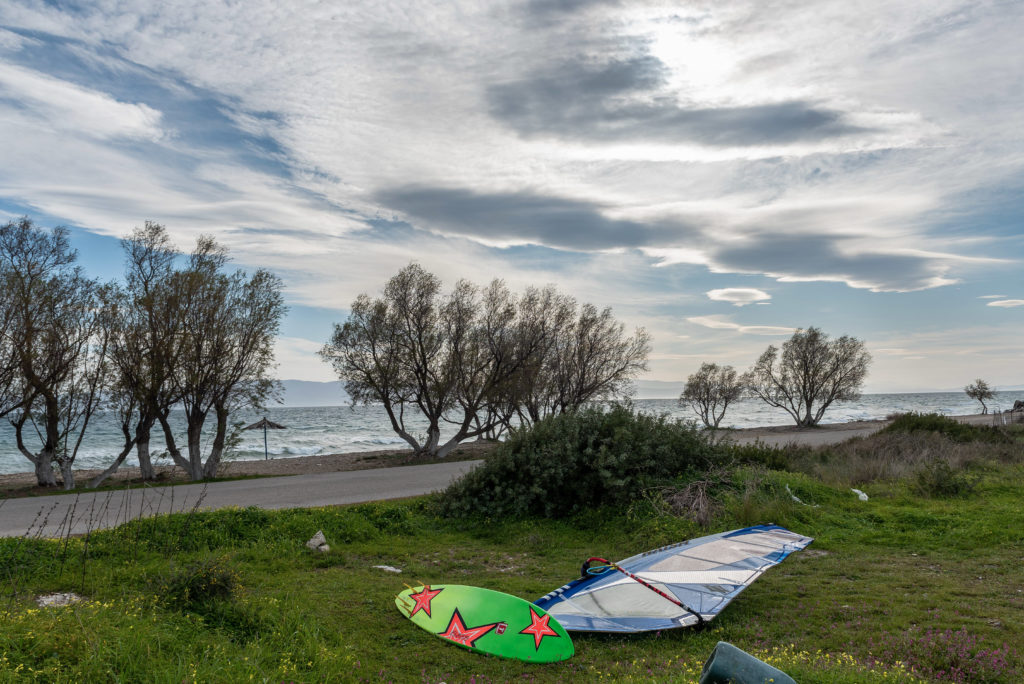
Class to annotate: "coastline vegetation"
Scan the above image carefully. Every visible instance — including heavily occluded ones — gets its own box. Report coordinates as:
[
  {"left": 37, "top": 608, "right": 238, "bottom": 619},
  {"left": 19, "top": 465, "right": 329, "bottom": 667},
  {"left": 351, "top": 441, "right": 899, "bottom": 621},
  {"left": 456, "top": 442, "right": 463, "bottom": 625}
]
[
  {"left": 0, "top": 219, "right": 285, "bottom": 488},
  {"left": 2, "top": 410, "right": 1021, "bottom": 682}
]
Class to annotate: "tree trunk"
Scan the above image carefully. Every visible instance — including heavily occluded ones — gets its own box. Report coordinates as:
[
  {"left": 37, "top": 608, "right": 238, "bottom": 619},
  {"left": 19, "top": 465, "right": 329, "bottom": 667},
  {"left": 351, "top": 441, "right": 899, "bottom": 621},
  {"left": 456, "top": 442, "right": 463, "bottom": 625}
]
[
  {"left": 186, "top": 421, "right": 204, "bottom": 481},
  {"left": 59, "top": 459, "right": 75, "bottom": 491},
  {"left": 33, "top": 454, "right": 57, "bottom": 488},
  {"left": 202, "top": 405, "right": 229, "bottom": 480},
  {"left": 419, "top": 424, "right": 441, "bottom": 458},
  {"left": 13, "top": 415, "right": 58, "bottom": 487},
  {"left": 89, "top": 441, "right": 135, "bottom": 488},
  {"left": 136, "top": 417, "right": 156, "bottom": 480},
  {"left": 158, "top": 411, "right": 193, "bottom": 476}
]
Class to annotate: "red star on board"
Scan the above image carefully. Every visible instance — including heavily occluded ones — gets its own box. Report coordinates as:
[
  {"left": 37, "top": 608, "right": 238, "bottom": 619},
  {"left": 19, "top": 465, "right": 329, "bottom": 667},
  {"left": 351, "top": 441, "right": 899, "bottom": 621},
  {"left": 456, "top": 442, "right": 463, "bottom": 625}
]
[
  {"left": 408, "top": 585, "right": 444, "bottom": 618},
  {"left": 437, "top": 609, "right": 498, "bottom": 648},
  {"left": 519, "top": 607, "right": 559, "bottom": 650}
]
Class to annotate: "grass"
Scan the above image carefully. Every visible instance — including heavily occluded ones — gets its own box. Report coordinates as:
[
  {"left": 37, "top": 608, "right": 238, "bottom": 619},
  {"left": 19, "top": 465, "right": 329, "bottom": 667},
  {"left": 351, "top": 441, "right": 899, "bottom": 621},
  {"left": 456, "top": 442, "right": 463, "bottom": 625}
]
[{"left": 1, "top": 421, "right": 1022, "bottom": 682}]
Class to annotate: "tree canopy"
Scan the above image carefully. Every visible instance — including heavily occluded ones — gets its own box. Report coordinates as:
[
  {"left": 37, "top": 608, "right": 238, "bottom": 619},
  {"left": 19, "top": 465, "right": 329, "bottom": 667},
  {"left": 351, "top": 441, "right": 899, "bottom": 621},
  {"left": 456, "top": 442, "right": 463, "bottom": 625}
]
[
  {"left": 746, "top": 327, "right": 870, "bottom": 427},
  {"left": 321, "top": 263, "right": 650, "bottom": 458}
]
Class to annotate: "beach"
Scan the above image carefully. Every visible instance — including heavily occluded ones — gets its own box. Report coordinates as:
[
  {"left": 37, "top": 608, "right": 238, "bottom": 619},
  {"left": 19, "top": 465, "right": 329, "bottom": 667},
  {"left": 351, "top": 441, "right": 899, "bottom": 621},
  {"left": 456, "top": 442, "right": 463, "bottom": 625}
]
[{"left": 1, "top": 413, "right": 1005, "bottom": 496}]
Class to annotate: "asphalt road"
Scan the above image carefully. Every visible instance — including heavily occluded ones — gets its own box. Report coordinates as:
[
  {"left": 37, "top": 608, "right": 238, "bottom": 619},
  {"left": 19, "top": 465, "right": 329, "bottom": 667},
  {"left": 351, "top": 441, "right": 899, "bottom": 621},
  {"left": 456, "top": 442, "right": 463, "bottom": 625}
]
[{"left": 0, "top": 459, "right": 481, "bottom": 538}]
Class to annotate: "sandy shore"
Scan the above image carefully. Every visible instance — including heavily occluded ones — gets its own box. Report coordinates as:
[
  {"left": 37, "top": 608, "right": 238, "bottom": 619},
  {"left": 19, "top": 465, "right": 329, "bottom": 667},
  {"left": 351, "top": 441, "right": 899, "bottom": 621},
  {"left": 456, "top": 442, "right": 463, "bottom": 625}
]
[{"left": 0, "top": 413, "right": 1008, "bottom": 494}]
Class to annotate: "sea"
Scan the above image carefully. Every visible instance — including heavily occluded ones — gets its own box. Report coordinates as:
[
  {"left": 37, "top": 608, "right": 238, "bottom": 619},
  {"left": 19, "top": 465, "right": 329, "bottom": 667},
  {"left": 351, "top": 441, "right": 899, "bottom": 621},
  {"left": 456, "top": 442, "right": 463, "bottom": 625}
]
[{"left": 0, "top": 391, "right": 1019, "bottom": 475}]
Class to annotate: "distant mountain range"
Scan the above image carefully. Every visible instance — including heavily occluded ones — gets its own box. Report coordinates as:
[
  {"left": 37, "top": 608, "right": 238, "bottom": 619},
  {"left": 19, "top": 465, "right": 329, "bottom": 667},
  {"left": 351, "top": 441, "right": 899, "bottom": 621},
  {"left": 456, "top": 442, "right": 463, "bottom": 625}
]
[{"left": 276, "top": 379, "right": 1023, "bottom": 407}]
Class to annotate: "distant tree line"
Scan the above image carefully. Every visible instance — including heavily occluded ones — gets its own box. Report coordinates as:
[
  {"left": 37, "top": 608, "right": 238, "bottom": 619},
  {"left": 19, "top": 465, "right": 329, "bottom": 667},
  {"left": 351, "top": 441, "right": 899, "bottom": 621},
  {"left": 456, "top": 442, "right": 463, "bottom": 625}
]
[
  {"left": 320, "top": 263, "right": 651, "bottom": 458},
  {"left": 0, "top": 218, "right": 285, "bottom": 488},
  {"left": 680, "top": 327, "right": 872, "bottom": 428}
]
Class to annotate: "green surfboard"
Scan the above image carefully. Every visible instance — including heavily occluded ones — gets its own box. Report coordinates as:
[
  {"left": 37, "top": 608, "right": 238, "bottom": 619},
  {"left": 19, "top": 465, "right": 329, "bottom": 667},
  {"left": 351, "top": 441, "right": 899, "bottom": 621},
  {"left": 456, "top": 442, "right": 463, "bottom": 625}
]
[{"left": 395, "top": 584, "right": 574, "bottom": 662}]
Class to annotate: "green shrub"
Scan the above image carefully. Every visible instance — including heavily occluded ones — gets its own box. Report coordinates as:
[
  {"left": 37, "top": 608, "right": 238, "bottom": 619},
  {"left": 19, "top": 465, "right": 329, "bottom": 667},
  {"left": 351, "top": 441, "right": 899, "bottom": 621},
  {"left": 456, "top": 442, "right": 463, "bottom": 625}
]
[
  {"left": 154, "top": 555, "right": 239, "bottom": 610},
  {"left": 716, "top": 441, "right": 799, "bottom": 470},
  {"left": 438, "top": 404, "right": 715, "bottom": 519},
  {"left": 915, "top": 458, "right": 979, "bottom": 498},
  {"left": 883, "top": 413, "right": 1010, "bottom": 444}
]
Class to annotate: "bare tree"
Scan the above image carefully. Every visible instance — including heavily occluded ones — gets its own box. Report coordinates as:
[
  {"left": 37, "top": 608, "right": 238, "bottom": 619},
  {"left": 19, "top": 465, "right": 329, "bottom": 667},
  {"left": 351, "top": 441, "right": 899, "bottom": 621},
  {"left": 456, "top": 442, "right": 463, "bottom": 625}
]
[
  {"left": 158, "top": 237, "right": 285, "bottom": 480},
  {"left": 321, "top": 265, "right": 533, "bottom": 458},
  {"left": 964, "top": 379, "right": 995, "bottom": 414},
  {"left": 517, "top": 299, "right": 650, "bottom": 426},
  {"left": 747, "top": 327, "right": 870, "bottom": 427},
  {"left": 0, "top": 218, "right": 109, "bottom": 488},
  {"left": 321, "top": 264, "right": 650, "bottom": 457},
  {"left": 97, "top": 222, "right": 185, "bottom": 484},
  {"left": 680, "top": 362, "right": 745, "bottom": 429}
]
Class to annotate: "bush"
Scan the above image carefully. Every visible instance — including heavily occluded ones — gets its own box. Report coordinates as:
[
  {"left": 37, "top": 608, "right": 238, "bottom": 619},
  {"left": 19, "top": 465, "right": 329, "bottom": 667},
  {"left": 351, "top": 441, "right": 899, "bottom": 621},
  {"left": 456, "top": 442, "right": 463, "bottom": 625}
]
[
  {"left": 882, "top": 413, "right": 1010, "bottom": 444},
  {"left": 438, "top": 404, "right": 715, "bottom": 519},
  {"left": 154, "top": 555, "right": 239, "bottom": 610},
  {"left": 915, "top": 458, "right": 979, "bottom": 498}
]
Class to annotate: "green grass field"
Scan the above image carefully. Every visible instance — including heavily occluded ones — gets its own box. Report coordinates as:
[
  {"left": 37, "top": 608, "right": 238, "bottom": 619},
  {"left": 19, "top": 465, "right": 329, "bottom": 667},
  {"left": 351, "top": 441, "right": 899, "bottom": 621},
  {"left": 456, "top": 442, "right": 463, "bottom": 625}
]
[{"left": 1, "top": 420, "right": 1022, "bottom": 682}]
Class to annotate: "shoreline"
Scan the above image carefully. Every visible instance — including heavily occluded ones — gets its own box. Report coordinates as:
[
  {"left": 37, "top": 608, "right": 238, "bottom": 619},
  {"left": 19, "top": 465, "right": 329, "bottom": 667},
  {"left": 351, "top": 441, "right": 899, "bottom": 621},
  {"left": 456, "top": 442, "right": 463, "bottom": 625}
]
[{"left": 0, "top": 413, "right": 1007, "bottom": 495}]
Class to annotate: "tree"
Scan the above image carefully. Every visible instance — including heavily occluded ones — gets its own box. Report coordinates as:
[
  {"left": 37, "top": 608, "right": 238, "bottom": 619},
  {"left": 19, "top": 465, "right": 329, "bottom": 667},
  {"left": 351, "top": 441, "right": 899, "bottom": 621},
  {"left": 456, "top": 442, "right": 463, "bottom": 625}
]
[
  {"left": 508, "top": 290, "right": 650, "bottom": 429},
  {"left": 95, "top": 222, "right": 185, "bottom": 485},
  {"left": 680, "top": 362, "right": 745, "bottom": 429},
  {"left": 157, "top": 236, "right": 285, "bottom": 480},
  {"left": 321, "top": 264, "right": 534, "bottom": 459},
  {"left": 0, "top": 218, "right": 109, "bottom": 488},
  {"left": 964, "top": 379, "right": 995, "bottom": 414},
  {"left": 747, "top": 326, "right": 870, "bottom": 427},
  {"left": 321, "top": 264, "right": 649, "bottom": 458}
]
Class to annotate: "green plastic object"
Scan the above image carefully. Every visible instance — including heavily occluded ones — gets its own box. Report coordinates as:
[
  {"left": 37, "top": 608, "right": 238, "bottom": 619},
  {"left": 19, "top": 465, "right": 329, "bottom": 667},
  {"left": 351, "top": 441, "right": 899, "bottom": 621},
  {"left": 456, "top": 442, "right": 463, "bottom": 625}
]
[
  {"left": 395, "top": 584, "right": 573, "bottom": 662},
  {"left": 699, "top": 641, "right": 797, "bottom": 684}
]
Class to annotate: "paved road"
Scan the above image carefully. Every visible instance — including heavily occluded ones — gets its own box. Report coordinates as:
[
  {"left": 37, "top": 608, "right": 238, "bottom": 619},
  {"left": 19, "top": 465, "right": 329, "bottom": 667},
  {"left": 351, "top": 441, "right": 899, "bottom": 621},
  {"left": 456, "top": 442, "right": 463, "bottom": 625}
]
[{"left": 0, "top": 459, "right": 481, "bottom": 538}]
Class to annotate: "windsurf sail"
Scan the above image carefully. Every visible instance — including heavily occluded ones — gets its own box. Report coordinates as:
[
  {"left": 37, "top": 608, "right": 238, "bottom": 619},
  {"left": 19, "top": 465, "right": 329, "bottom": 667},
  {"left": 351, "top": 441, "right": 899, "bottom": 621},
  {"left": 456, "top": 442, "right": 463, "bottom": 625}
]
[{"left": 533, "top": 524, "right": 813, "bottom": 633}]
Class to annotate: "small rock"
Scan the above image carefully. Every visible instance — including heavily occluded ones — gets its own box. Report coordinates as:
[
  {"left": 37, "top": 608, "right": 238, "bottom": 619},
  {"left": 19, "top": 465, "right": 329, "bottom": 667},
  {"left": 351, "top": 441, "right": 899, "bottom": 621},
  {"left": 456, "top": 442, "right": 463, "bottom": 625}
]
[
  {"left": 372, "top": 565, "right": 402, "bottom": 573},
  {"left": 36, "top": 592, "right": 83, "bottom": 608},
  {"left": 306, "top": 530, "right": 329, "bottom": 552}
]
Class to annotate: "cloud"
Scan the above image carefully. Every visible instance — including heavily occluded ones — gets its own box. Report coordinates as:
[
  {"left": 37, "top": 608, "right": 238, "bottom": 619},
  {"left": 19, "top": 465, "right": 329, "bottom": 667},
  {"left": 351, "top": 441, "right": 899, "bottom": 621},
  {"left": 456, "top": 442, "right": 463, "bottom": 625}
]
[
  {"left": 706, "top": 287, "right": 770, "bottom": 306},
  {"left": 686, "top": 315, "right": 793, "bottom": 336},
  {"left": 706, "top": 233, "right": 959, "bottom": 292},
  {"left": 987, "top": 299, "right": 1024, "bottom": 308},
  {"left": 0, "top": 63, "right": 164, "bottom": 141},
  {"left": 979, "top": 294, "right": 1006, "bottom": 299},
  {"left": 487, "top": 55, "right": 865, "bottom": 147},
  {"left": 375, "top": 185, "right": 696, "bottom": 251}
]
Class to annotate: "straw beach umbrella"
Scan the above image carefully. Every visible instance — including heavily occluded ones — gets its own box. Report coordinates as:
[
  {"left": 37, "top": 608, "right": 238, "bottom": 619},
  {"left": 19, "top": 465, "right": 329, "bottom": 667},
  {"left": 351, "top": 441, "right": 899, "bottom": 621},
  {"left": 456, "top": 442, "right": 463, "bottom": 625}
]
[{"left": 243, "top": 417, "right": 287, "bottom": 460}]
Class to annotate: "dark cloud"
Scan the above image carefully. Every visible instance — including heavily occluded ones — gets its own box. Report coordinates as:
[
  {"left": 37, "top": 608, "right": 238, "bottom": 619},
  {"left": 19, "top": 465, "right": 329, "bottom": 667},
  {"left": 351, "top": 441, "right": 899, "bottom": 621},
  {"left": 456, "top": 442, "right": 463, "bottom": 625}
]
[
  {"left": 522, "top": 0, "right": 624, "bottom": 19},
  {"left": 488, "top": 56, "right": 866, "bottom": 146},
  {"left": 375, "top": 186, "right": 694, "bottom": 251},
  {"left": 711, "top": 233, "right": 947, "bottom": 291}
]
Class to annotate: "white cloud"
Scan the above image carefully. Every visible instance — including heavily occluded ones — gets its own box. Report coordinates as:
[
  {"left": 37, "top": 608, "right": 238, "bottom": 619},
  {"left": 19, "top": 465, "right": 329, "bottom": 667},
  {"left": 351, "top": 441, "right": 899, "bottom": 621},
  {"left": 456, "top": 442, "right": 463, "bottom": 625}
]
[
  {"left": 686, "top": 315, "right": 794, "bottom": 336},
  {"left": 987, "top": 299, "right": 1024, "bottom": 308},
  {"left": 706, "top": 287, "right": 771, "bottom": 306},
  {"left": 273, "top": 336, "right": 331, "bottom": 382},
  {"left": 0, "top": 63, "right": 164, "bottom": 141},
  {"left": 0, "top": 0, "right": 1022, "bottom": 388},
  {"left": 979, "top": 294, "right": 1006, "bottom": 299}
]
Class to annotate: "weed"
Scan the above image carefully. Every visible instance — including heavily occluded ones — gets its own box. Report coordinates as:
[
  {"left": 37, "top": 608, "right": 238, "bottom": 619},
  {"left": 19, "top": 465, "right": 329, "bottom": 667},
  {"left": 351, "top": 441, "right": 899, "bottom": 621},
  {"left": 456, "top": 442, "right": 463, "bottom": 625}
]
[{"left": 153, "top": 555, "right": 239, "bottom": 609}]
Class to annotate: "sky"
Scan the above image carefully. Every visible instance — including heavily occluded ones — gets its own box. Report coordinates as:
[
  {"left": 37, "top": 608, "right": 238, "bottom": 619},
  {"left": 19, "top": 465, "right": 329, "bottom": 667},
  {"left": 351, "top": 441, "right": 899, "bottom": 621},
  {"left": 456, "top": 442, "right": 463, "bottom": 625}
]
[{"left": 0, "top": 0, "right": 1021, "bottom": 394}]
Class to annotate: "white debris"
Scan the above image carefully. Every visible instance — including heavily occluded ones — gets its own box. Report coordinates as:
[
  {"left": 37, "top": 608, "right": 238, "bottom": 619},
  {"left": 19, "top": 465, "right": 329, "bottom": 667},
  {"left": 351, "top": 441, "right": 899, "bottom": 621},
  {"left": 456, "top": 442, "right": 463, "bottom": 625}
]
[
  {"left": 306, "top": 530, "right": 330, "bottom": 553},
  {"left": 785, "top": 484, "right": 804, "bottom": 504},
  {"left": 36, "top": 592, "right": 83, "bottom": 608},
  {"left": 372, "top": 565, "right": 402, "bottom": 573},
  {"left": 851, "top": 488, "right": 869, "bottom": 501}
]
